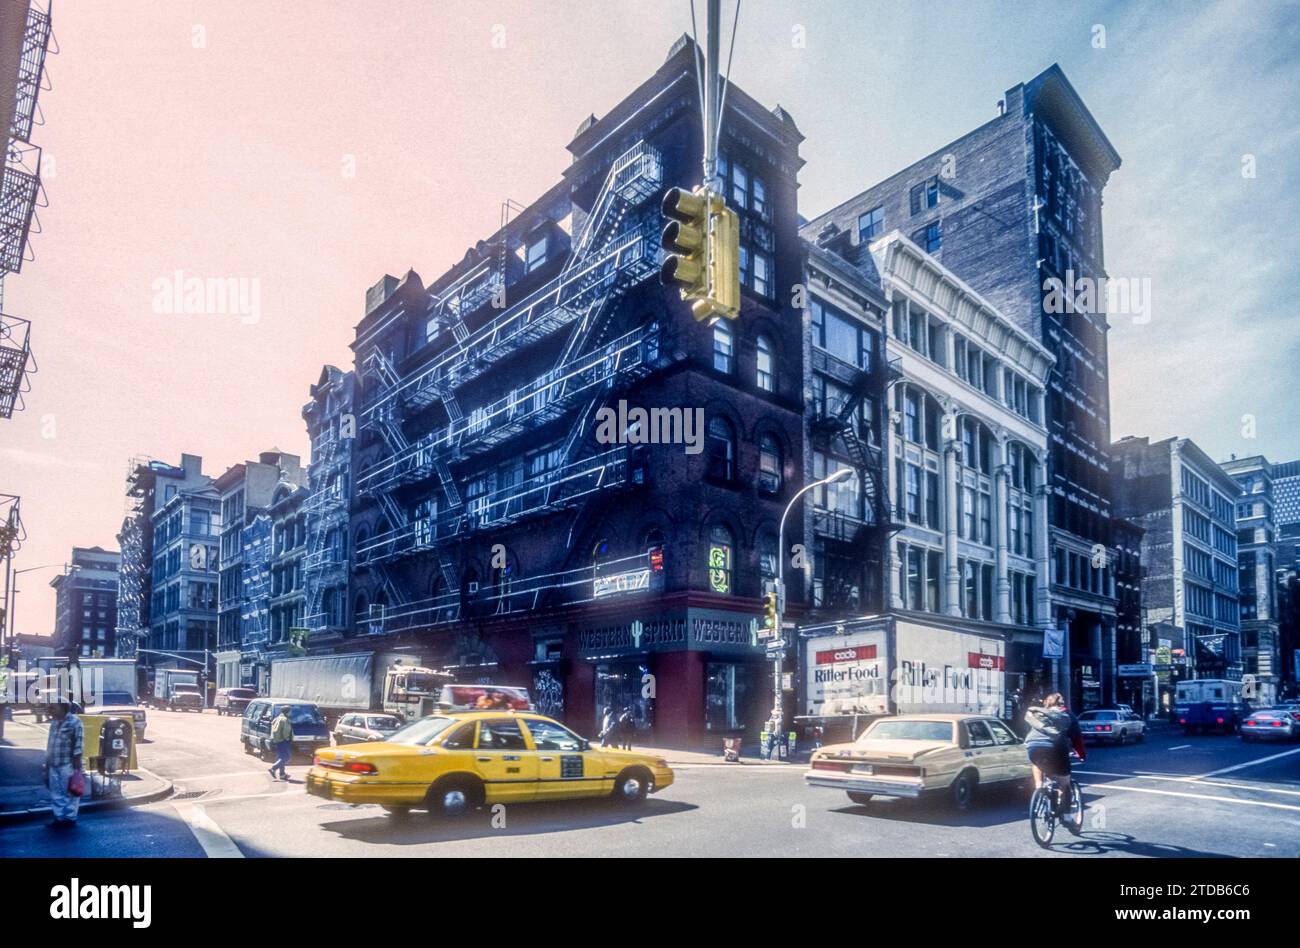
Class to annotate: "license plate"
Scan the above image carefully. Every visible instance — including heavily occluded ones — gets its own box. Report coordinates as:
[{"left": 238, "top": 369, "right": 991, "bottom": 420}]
[{"left": 852, "top": 764, "right": 875, "bottom": 775}]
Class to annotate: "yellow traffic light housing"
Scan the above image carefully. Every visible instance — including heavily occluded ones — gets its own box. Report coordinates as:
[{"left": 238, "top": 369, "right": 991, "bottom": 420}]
[
  {"left": 661, "top": 186, "right": 741, "bottom": 324},
  {"left": 762, "top": 591, "right": 778, "bottom": 630}
]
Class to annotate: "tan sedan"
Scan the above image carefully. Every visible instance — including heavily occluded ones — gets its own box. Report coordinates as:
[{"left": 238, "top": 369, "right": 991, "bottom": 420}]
[{"left": 805, "top": 713, "right": 1031, "bottom": 810}]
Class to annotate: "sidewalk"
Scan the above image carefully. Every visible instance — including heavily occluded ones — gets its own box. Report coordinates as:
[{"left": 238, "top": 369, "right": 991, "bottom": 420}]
[
  {"left": 0, "top": 715, "right": 172, "bottom": 824},
  {"left": 630, "top": 741, "right": 812, "bottom": 767}
]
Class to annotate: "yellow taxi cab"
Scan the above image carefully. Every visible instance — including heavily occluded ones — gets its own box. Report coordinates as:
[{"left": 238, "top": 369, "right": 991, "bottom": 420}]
[
  {"left": 805, "top": 713, "right": 1031, "bottom": 810},
  {"left": 306, "top": 710, "right": 674, "bottom": 818}
]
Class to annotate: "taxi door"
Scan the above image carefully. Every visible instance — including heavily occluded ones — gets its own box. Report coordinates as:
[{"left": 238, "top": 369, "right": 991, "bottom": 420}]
[
  {"left": 521, "top": 717, "right": 608, "bottom": 800},
  {"left": 471, "top": 718, "right": 538, "bottom": 804},
  {"left": 986, "top": 718, "right": 1030, "bottom": 783}
]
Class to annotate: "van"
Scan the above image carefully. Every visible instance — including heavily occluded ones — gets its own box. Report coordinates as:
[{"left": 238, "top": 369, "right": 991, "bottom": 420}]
[{"left": 240, "top": 698, "right": 330, "bottom": 759}]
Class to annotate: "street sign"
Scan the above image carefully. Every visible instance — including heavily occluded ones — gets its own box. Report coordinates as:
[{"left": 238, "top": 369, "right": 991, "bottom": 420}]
[
  {"left": 765, "top": 640, "right": 786, "bottom": 659},
  {"left": 1118, "top": 663, "right": 1153, "bottom": 677}
]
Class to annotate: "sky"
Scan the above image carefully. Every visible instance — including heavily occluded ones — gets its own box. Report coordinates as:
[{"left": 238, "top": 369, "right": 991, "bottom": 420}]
[{"left": 3, "top": 0, "right": 1298, "bottom": 634}]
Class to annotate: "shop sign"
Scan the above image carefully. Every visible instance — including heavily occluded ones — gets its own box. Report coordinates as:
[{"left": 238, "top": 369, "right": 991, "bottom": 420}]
[
  {"left": 1043, "top": 625, "right": 1066, "bottom": 659},
  {"left": 1118, "top": 663, "right": 1153, "bottom": 677},
  {"left": 593, "top": 568, "right": 650, "bottom": 598}
]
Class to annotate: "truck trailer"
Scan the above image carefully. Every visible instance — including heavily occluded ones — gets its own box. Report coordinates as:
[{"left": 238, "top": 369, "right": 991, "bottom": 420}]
[{"left": 267, "top": 652, "right": 451, "bottom": 726}]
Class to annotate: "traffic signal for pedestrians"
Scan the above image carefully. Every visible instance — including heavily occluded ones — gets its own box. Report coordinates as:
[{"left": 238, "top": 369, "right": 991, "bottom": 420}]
[
  {"left": 762, "top": 591, "right": 778, "bottom": 630},
  {"left": 660, "top": 186, "right": 740, "bottom": 324}
]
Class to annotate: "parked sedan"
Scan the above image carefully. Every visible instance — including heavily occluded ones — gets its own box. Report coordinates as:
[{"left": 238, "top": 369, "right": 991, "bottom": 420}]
[
  {"left": 1241, "top": 709, "right": 1299, "bottom": 742},
  {"left": 333, "top": 712, "right": 402, "bottom": 745},
  {"left": 805, "top": 713, "right": 1030, "bottom": 810},
  {"left": 1077, "top": 709, "right": 1145, "bottom": 744}
]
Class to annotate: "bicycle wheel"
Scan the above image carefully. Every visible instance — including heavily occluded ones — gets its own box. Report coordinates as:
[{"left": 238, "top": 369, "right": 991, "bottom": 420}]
[
  {"left": 1029, "top": 788, "right": 1056, "bottom": 847},
  {"left": 1064, "top": 782, "right": 1084, "bottom": 836}
]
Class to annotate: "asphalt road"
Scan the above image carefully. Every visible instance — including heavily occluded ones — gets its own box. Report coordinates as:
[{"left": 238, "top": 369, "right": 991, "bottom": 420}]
[{"left": 5, "top": 709, "right": 1299, "bottom": 858}]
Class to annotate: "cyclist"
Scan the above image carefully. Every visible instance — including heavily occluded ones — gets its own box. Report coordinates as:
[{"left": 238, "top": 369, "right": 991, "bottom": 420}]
[{"left": 1023, "top": 692, "right": 1086, "bottom": 815}]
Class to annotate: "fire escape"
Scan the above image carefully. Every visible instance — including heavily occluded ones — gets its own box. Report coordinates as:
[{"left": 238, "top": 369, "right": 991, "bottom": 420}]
[
  {"left": 352, "top": 141, "right": 664, "bottom": 635},
  {"left": 301, "top": 423, "right": 350, "bottom": 636},
  {"left": 809, "top": 343, "right": 904, "bottom": 609},
  {"left": 0, "top": 0, "right": 53, "bottom": 418}
]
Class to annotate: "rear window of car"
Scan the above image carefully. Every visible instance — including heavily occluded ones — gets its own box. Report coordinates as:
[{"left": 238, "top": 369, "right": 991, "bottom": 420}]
[
  {"left": 1080, "top": 711, "right": 1116, "bottom": 721},
  {"left": 367, "top": 716, "right": 399, "bottom": 730},
  {"left": 861, "top": 720, "right": 954, "bottom": 743},
  {"left": 228, "top": 689, "right": 255, "bottom": 699}
]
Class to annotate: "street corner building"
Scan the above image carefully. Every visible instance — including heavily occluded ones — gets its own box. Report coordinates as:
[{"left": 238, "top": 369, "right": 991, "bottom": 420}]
[{"left": 335, "top": 36, "right": 806, "bottom": 745}]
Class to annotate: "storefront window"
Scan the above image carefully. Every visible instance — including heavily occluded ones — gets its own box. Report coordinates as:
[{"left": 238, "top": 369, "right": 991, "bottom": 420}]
[
  {"left": 594, "top": 663, "right": 653, "bottom": 736},
  {"left": 706, "top": 662, "right": 752, "bottom": 732}
]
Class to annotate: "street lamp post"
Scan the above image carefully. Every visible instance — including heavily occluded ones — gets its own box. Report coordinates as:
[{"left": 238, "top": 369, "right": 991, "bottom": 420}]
[
  {"left": 769, "top": 467, "right": 855, "bottom": 745},
  {"left": 6, "top": 562, "right": 76, "bottom": 652}
]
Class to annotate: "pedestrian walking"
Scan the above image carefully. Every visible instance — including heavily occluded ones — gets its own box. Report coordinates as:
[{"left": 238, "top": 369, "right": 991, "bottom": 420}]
[
  {"left": 268, "top": 706, "right": 294, "bottom": 780},
  {"left": 44, "top": 699, "right": 85, "bottom": 830},
  {"left": 617, "top": 705, "right": 634, "bottom": 751},
  {"left": 599, "top": 705, "right": 616, "bottom": 748}
]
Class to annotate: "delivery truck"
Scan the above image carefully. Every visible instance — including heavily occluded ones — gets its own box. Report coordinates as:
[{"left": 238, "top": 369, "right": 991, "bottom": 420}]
[
  {"left": 268, "top": 651, "right": 452, "bottom": 726},
  {"left": 152, "top": 668, "right": 203, "bottom": 711},
  {"left": 795, "top": 615, "right": 1008, "bottom": 745},
  {"left": 77, "top": 658, "right": 139, "bottom": 709}
]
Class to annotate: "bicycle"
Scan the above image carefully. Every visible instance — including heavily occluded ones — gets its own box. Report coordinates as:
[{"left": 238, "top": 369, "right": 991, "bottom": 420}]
[{"left": 1029, "top": 773, "right": 1083, "bottom": 847}]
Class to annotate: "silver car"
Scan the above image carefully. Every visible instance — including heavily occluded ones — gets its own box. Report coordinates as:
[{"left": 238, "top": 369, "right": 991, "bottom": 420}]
[
  {"left": 1077, "top": 709, "right": 1145, "bottom": 744},
  {"left": 332, "top": 712, "right": 402, "bottom": 745},
  {"left": 1241, "top": 709, "right": 1299, "bottom": 742}
]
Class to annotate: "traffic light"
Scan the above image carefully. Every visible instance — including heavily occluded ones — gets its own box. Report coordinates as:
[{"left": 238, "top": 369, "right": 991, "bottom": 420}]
[
  {"left": 762, "top": 591, "right": 778, "bottom": 630},
  {"left": 660, "top": 186, "right": 740, "bottom": 324}
]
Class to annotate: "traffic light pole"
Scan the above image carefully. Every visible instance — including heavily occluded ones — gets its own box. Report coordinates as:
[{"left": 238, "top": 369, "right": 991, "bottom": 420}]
[{"left": 701, "top": 0, "right": 722, "bottom": 192}]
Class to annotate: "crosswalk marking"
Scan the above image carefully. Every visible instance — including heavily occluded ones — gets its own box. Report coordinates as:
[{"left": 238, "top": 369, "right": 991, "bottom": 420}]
[
  {"left": 1077, "top": 769, "right": 1300, "bottom": 798},
  {"left": 1084, "top": 781, "right": 1300, "bottom": 814},
  {"left": 173, "top": 801, "right": 244, "bottom": 858}
]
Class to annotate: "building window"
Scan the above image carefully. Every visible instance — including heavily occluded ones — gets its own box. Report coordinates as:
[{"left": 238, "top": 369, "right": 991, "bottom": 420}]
[
  {"left": 708, "top": 525, "right": 733, "bottom": 594},
  {"left": 759, "top": 434, "right": 782, "bottom": 493},
  {"left": 913, "top": 220, "right": 942, "bottom": 253},
  {"left": 706, "top": 418, "right": 735, "bottom": 481},
  {"left": 752, "top": 251, "right": 771, "bottom": 297},
  {"left": 858, "top": 205, "right": 884, "bottom": 242},
  {"left": 525, "top": 235, "right": 548, "bottom": 273},
  {"left": 751, "top": 177, "right": 766, "bottom": 218},
  {"left": 712, "top": 321, "right": 734, "bottom": 374},
  {"left": 756, "top": 335, "right": 774, "bottom": 392}
]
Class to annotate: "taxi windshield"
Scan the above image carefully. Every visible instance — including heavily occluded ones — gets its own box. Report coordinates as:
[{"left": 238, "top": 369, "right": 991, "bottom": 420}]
[
  {"left": 861, "top": 720, "right": 954, "bottom": 743},
  {"left": 386, "top": 716, "right": 457, "bottom": 745}
]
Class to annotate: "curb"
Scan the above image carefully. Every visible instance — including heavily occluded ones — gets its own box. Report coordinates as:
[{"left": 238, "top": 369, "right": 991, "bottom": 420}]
[{"left": 0, "top": 766, "right": 175, "bottom": 826}]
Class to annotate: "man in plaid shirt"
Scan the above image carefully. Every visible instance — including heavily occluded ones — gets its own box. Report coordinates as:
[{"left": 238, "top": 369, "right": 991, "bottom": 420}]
[{"left": 44, "top": 699, "right": 84, "bottom": 829}]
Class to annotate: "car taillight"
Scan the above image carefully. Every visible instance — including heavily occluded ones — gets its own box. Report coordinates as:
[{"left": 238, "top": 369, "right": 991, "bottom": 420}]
[
  {"left": 1102, "top": 725, "right": 1111, "bottom": 731},
  {"left": 1246, "top": 721, "right": 1257, "bottom": 727},
  {"left": 1179, "top": 718, "right": 1187, "bottom": 724},
  {"left": 811, "top": 759, "right": 851, "bottom": 772},
  {"left": 1216, "top": 718, "right": 1224, "bottom": 724},
  {"left": 345, "top": 762, "right": 378, "bottom": 774},
  {"left": 1272, "top": 721, "right": 1283, "bottom": 727},
  {"left": 312, "top": 755, "right": 321, "bottom": 766}
]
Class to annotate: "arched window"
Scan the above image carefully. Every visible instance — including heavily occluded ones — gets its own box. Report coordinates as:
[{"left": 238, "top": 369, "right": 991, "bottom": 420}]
[
  {"left": 706, "top": 417, "right": 735, "bottom": 481},
  {"left": 759, "top": 433, "right": 782, "bottom": 493},
  {"left": 712, "top": 321, "right": 734, "bottom": 374},
  {"left": 707, "top": 525, "right": 733, "bottom": 594},
  {"left": 756, "top": 335, "right": 774, "bottom": 391}
]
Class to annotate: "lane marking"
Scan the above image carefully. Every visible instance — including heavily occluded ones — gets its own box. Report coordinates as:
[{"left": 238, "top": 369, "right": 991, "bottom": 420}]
[
  {"left": 1195, "top": 746, "right": 1300, "bottom": 778},
  {"left": 1085, "top": 782, "right": 1300, "bottom": 814},
  {"left": 1078, "top": 769, "right": 1300, "bottom": 798},
  {"left": 173, "top": 801, "right": 244, "bottom": 858},
  {"left": 1169, "top": 745, "right": 1191, "bottom": 751}
]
